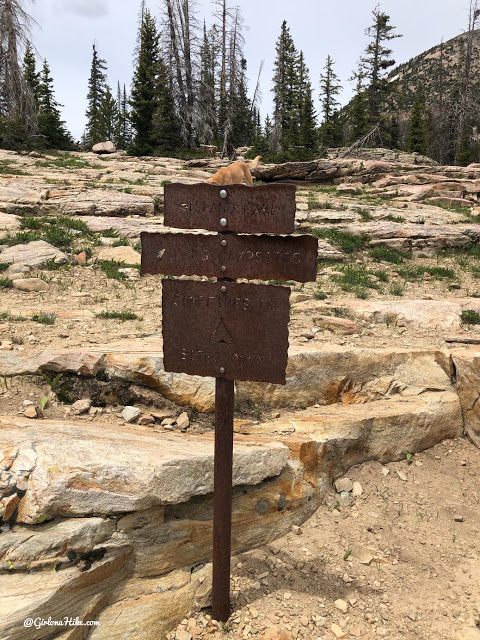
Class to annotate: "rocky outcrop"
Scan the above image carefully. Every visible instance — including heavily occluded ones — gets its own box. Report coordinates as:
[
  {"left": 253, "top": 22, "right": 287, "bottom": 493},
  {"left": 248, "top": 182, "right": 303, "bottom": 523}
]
[
  {"left": 0, "top": 241, "right": 68, "bottom": 268},
  {"left": 451, "top": 349, "right": 480, "bottom": 447},
  {"left": 0, "top": 385, "right": 463, "bottom": 639},
  {"left": 43, "top": 189, "right": 154, "bottom": 217}
]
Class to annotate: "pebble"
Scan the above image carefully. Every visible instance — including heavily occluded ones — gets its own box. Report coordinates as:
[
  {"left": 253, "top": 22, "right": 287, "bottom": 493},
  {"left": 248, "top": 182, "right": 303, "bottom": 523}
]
[
  {"left": 24, "top": 405, "right": 38, "bottom": 419},
  {"left": 381, "top": 467, "right": 390, "bottom": 476},
  {"left": 335, "top": 478, "right": 353, "bottom": 493},
  {"left": 352, "top": 481, "right": 363, "bottom": 497},
  {"left": 330, "top": 623, "right": 346, "bottom": 638},
  {"left": 454, "top": 515, "right": 465, "bottom": 522},
  {"left": 176, "top": 412, "right": 190, "bottom": 430},
  {"left": 334, "top": 599, "right": 349, "bottom": 613},
  {"left": 396, "top": 470, "right": 407, "bottom": 482},
  {"left": 138, "top": 414, "right": 155, "bottom": 425},
  {"left": 70, "top": 398, "right": 92, "bottom": 415},
  {"left": 291, "top": 525, "right": 302, "bottom": 535},
  {"left": 121, "top": 406, "right": 142, "bottom": 423}
]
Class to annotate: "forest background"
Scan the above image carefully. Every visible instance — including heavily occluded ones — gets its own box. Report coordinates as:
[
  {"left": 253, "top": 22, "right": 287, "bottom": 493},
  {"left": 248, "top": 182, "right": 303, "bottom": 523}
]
[{"left": 1, "top": 0, "right": 479, "bottom": 165}]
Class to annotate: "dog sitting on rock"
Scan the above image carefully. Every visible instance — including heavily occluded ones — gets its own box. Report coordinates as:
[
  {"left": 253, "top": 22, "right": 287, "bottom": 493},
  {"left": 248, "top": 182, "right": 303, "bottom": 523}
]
[{"left": 204, "top": 155, "right": 262, "bottom": 186}]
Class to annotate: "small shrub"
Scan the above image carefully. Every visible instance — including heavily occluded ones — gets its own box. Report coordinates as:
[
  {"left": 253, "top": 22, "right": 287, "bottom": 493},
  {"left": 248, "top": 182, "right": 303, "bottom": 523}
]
[
  {"left": 32, "top": 312, "right": 57, "bottom": 325},
  {"left": 313, "top": 228, "right": 367, "bottom": 253},
  {"left": 314, "top": 289, "right": 328, "bottom": 300},
  {"left": 0, "top": 263, "right": 9, "bottom": 272},
  {"left": 112, "top": 238, "right": 130, "bottom": 247},
  {"left": 461, "top": 310, "right": 480, "bottom": 325},
  {"left": 390, "top": 283, "right": 405, "bottom": 296},
  {"left": 373, "top": 269, "right": 389, "bottom": 283},
  {"left": 370, "top": 245, "right": 412, "bottom": 264},
  {"left": 385, "top": 214, "right": 405, "bottom": 223},
  {"left": 97, "top": 310, "right": 141, "bottom": 321},
  {"left": 355, "top": 207, "right": 373, "bottom": 221},
  {"left": 0, "top": 277, "right": 13, "bottom": 289},
  {"left": 98, "top": 261, "right": 127, "bottom": 281}
]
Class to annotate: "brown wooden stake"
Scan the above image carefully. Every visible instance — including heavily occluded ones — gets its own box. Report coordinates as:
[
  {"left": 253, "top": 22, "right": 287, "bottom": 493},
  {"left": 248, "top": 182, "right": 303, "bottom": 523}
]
[{"left": 212, "top": 376, "right": 235, "bottom": 622}]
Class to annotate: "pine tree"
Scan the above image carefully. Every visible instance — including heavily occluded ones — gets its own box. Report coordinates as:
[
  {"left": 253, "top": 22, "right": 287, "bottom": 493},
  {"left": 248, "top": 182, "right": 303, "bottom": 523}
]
[
  {"left": 297, "top": 52, "right": 317, "bottom": 156},
  {"left": 23, "top": 41, "right": 39, "bottom": 109},
  {"left": 114, "top": 82, "right": 131, "bottom": 150},
  {"left": 348, "top": 67, "right": 368, "bottom": 143},
  {"left": 130, "top": 9, "right": 179, "bottom": 156},
  {"left": 129, "top": 9, "right": 161, "bottom": 155},
  {"left": 98, "top": 85, "right": 118, "bottom": 142},
  {"left": 319, "top": 55, "right": 342, "bottom": 147},
  {"left": 406, "top": 89, "right": 428, "bottom": 155},
  {"left": 361, "top": 7, "right": 402, "bottom": 125},
  {"left": 196, "top": 21, "right": 218, "bottom": 145},
  {"left": 85, "top": 43, "right": 107, "bottom": 147},
  {"left": 152, "top": 58, "right": 181, "bottom": 154},
  {"left": 271, "top": 20, "right": 298, "bottom": 153},
  {"left": 37, "top": 59, "right": 72, "bottom": 149}
]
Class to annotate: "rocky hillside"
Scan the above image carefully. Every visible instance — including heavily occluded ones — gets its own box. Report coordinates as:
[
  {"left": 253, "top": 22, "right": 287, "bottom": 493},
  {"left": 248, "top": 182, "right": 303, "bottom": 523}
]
[{"left": 390, "top": 29, "right": 480, "bottom": 110}]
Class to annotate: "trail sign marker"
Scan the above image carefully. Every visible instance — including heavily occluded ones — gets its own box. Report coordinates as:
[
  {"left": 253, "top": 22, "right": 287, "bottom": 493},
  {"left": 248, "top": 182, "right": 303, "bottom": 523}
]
[{"left": 141, "top": 181, "right": 318, "bottom": 622}]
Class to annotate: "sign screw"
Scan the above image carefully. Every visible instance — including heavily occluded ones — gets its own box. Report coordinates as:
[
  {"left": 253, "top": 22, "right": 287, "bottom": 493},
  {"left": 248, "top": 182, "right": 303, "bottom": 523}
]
[
  {"left": 220, "top": 286, "right": 227, "bottom": 293},
  {"left": 219, "top": 189, "right": 227, "bottom": 199},
  {"left": 221, "top": 239, "right": 227, "bottom": 247},
  {"left": 219, "top": 367, "right": 225, "bottom": 374},
  {"left": 220, "top": 218, "right": 228, "bottom": 227},
  {"left": 221, "top": 265, "right": 227, "bottom": 272}
]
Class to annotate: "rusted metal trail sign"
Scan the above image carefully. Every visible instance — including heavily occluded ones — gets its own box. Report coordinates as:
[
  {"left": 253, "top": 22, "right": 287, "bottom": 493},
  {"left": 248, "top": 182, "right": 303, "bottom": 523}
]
[{"left": 141, "top": 182, "right": 318, "bottom": 622}]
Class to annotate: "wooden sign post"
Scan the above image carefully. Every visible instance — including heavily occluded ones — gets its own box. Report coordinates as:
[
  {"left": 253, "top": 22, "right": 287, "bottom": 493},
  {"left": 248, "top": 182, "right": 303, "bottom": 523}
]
[{"left": 141, "top": 182, "right": 318, "bottom": 622}]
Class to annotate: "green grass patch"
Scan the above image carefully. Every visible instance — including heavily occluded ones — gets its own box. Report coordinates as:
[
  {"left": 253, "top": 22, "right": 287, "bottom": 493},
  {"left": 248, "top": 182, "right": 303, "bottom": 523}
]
[
  {"left": 397, "top": 265, "right": 456, "bottom": 281},
  {"left": 373, "top": 269, "right": 389, "bottom": 283},
  {"left": 333, "top": 265, "right": 381, "bottom": 298},
  {"left": 0, "top": 277, "right": 13, "bottom": 289},
  {"left": 0, "top": 311, "right": 27, "bottom": 322},
  {"left": 461, "top": 310, "right": 480, "bottom": 325},
  {"left": 385, "top": 214, "right": 406, "bottom": 223},
  {"left": 0, "top": 160, "right": 30, "bottom": 176},
  {"left": 112, "top": 238, "right": 130, "bottom": 247},
  {"left": 430, "top": 202, "right": 473, "bottom": 215},
  {"left": 369, "top": 245, "right": 412, "bottom": 264},
  {"left": 35, "top": 155, "right": 100, "bottom": 170},
  {"left": 390, "top": 282, "right": 405, "bottom": 296},
  {"left": 4, "top": 215, "right": 94, "bottom": 251},
  {"left": 314, "top": 289, "right": 328, "bottom": 300},
  {"left": 354, "top": 207, "right": 373, "bottom": 221},
  {"left": 312, "top": 228, "right": 367, "bottom": 253},
  {"left": 98, "top": 261, "right": 128, "bottom": 281},
  {"left": 97, "top": 310, "right": 141, "bottom": 321},
  {"left": 0, "top": 263, "right": 9, "bottom": 272},
  {"left": 32, "top": 312, "right": 56, "bottom": 325}
]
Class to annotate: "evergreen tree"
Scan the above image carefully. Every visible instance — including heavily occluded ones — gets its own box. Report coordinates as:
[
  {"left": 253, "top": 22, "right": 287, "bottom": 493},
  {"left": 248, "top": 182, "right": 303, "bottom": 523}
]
[
  {"left": 406, "top": 88, "right": 428, "bottom": 155},
  {"left": 361, "top": 7, "right": 402, "bottom": 125},
  {"left": 297, "top": 52, "right": 317, "bottom": 155},
  {"left": 37, "top": 59, "right": 72, "bottom": 149},
  {"left": 197, "top": 21, "right": 218, "bottom": 145},
  {"left": 348, "top": 67, "right": 368, "bottom": 142},
  {"left": 129, "top": 9, "right": 161, "bottom": 155},
  {"left": 319, "top": 55, "right": 342, "bottom": 147},
  {"left": 23, "top": 41, "right": 40, "bottom": 109},
  {"left": 98, "top": 85, "right": 118, "bottom": 142},
  {"left": 151, "top": 58, "right": 181, "bottom": 154},
  {"left": 130, "top": 9, "right": 179, "bottom": 155},
  {"left": 115, "top": 82, "right": 131, "bottom": 150},
  {"left": 85, "top": 43, "right": 107, "bottom": 147},
  {"left": 271, "top": 20, "right": 298, "bottom": 153}
]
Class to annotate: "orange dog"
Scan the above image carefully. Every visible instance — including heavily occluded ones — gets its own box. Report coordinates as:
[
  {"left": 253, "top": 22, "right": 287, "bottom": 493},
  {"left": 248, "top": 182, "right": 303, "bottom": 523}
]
[{"left": 205, "top": 155, "right": 262, "bottom": 186}]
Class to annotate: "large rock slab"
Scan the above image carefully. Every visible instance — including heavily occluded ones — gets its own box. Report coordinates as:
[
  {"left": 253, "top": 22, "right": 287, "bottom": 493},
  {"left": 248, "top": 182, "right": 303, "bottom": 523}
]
[
  {"left": 330, "top": 221, "right": 480, "bottom": 252},
  {"left": 451, "top": 349, "right": 480, "bottom": 447},
  {"left": 236, "top": 343, "right": 453, "bottom": 409},
  {"left": 0, "top": 240, "right": 68, "bottom": 268},
  {"left": 43, "top": 189, "right": 154, "bottom": 217},
  {"left": 0, "top": 416, "right": 289, "bottom": 523},
  {"left": 300, "top": 298, "right": 480, "bottom": 332}
]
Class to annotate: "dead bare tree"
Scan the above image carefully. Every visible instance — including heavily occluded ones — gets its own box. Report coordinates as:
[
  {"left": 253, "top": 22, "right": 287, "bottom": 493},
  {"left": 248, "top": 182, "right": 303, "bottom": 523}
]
[
  {"left": 0, "top": 0, "right": 38, "bottom": 133},
  {"left": 162, "top": 0, "right": 198, "bottom": 147},
  {"left": 454, "top": 0, "right": 480, "bottom": 163}
]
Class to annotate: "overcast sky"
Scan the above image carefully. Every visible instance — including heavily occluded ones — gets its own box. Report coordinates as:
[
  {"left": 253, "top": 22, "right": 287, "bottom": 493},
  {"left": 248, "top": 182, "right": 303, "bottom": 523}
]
[{"left": 28, "top": 0, "right": 469, "bottom": 140}]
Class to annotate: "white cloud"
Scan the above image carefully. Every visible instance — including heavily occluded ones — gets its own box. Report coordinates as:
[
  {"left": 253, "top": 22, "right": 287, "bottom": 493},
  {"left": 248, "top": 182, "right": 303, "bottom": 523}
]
[{"left": 56, "top": 0, "right": 109, "bottom": 18}]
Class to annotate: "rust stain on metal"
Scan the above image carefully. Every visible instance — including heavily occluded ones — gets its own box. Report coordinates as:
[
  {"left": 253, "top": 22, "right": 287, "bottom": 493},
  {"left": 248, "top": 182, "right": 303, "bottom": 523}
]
[
  {"left": 164, "top": 182, "right": 296, "bottom": 234},
  {"left": 162, "top": 279, "right": 290, "bottom": 384},
  {"left": 141, "top": 231, "right": 318, "bottom": 282}
]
